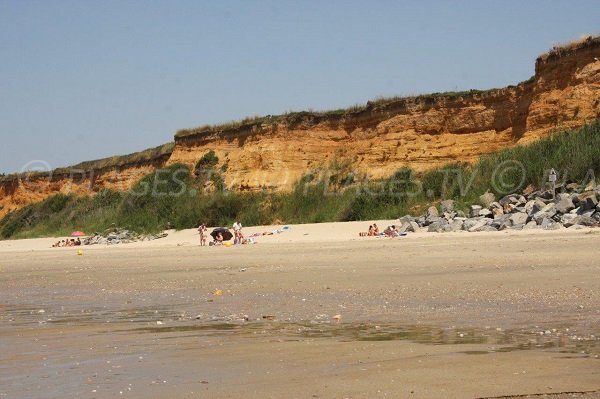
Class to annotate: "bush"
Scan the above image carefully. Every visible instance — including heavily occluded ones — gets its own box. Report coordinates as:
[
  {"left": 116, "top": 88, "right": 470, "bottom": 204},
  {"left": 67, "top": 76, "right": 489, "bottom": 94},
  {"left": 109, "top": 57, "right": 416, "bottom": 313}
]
[{"left": 195, "top": 150, "right": 219, "bottom": 175}]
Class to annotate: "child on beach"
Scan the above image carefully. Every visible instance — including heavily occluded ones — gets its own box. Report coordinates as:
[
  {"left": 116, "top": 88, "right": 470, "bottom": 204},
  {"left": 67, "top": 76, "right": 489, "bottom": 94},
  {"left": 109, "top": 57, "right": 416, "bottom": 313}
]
[{"left": 198, "top": 223, "right": 208, "bottom": 246}]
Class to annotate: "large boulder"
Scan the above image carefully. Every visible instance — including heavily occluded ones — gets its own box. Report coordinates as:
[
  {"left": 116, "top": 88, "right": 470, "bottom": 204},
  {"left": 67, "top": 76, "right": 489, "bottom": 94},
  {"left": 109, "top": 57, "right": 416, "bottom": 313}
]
[
  {"left": 478, "top": 208, "right": 493, "bottom": 218},
  {"left": 492, "top": 214, "right": 513, "bottom": 230},
  {"left": 449, "top": 220, "right": 464, "bottom": 232},
  {"left": 540, "top": 203, "right": 557, "bottom": 218},
  {"left": 440, "top": 200, "right": 455, "bottom": 213},
  {"left": 469, "top": 205, "right": 482, "bottom": 218},
  {"left": 423, "top": 216, "right": 441, "bottom": 227},
  {"left": 571, "top": 216, "right": 598, "bottom": 227},
  {"left": 427, "top": 219, "right": 449, "bottom": 233},
  {"left": 561, "top": 213, "right": 578, "bottom": 227},
  {"left": 467, "top": 219, "right": 491, "bottom": 232},
  {"left": 537, "top": 190, "right": 555, "bottom": 200},
  {"left": 524, "top": 221, "right": 538, "bottom": 230},
  {"left": 499, "top": 194, "right": 519, "bottom": 206},
  {"left": 555, "top": 197, "right": 575, "bottom": 214},
  {"left": 479, "top": 192, "right": 496, "bottom": 208},
  {"left": 576, "top": 191, "right": 598, "bottom": 211},
  {"left": 400, "top": 221, "right": 420, "bottom": 233},
  {"left": 491, "top": 206, "right": 504, "bottom": 218},
  {"left": 426, "top": 206, "right": 439, "bottom": 218},
  {"left": 530, "top": 198, "right": 548, "bottom": 215},
  {"left": 541, "top": 218, "right": 560, "bottom": 230},
  {"left": 510, "top": 212, "right": 529, "bottom": 226}
]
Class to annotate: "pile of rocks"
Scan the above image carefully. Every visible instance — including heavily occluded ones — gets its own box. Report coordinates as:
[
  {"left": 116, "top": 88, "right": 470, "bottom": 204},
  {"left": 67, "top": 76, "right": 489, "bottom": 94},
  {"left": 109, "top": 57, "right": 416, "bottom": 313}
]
[
  {"left": 83, "top": 228, "right": 168, "bottom": 245},
  {"left": 399, "top": 184, "right": 600, "bottom": 233}
]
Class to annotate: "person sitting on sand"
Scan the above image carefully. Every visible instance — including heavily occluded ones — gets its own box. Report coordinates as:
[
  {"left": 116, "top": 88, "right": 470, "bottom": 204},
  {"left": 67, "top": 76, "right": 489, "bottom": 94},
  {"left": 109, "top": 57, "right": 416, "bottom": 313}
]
[
  {"left": 363, "top": 225, "right": 374, "bottom": 237},
  {"left": 215, "top": 232, "right": 224, "bottom": 245},
  {"left": 384, "top": 225, "right": 399, "bottom": 237},
  {"left": 75, "top": 238, "right": 81, "bottom": 246},
  {"left": 372, "top": 223, "right": 379, "bottom": 235},
  {"left": 198, "top": 223, "right": 207, "bottom": 246}
]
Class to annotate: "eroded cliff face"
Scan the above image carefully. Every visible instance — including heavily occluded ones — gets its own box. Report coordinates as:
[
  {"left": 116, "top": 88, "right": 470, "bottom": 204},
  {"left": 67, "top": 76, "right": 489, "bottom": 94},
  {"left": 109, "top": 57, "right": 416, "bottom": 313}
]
[
  {"left": 1, "top": 38, "right": 599, "bottom": 217},
  {"left": 169, "top": 41, "right": 600, "bottom": 191},
  {"left": 0, "top": 163, "right": 162, "bottom": 218}
]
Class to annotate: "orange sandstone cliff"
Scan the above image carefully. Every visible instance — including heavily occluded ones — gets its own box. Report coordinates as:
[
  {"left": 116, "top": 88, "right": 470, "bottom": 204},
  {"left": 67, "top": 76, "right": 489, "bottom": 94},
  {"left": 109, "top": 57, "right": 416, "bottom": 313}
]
[{"left": 1, "top": 37, "right": 599, "bottom": 217}]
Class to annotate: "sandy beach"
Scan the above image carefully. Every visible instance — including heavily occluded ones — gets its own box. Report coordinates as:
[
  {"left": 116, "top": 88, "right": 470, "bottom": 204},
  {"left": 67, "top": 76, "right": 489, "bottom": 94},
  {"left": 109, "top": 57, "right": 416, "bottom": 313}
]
[{"left": 1, "top": 222, "right": 599, "bottom": 398}]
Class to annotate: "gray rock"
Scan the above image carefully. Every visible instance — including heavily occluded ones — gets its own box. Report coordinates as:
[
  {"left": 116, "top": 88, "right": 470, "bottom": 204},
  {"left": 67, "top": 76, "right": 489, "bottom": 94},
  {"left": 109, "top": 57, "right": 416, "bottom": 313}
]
[
  {"left": 538, "top": 190, "right": 554, "bottom": 200},
  {"left": 491, "top": 214, "right": 512, "bottom": 230},
  {"left": 479, "top": 192, "right": 496, "bottom": 207},
  {"left": 400, "top": 221, "right": 420, "bottom": 233},
  {"left": 443, "top": 211, "right": 457, "bottom": 221},
  {"left": 491, "top": 207, "right": 504, "bottom": 218},
  {"left": 555, "top": 197, "right": 575, "bottom": 214},
  {"left": 440, "top": 200, "right": 454, "bottom": 213},
  {"left": 571, "top": 216, "right": 598, "bottom": 227},
  {"left": 510, "top": 212, "right": 529, "bottom": 225},
  {"left": 577, "top": 191, "right": 598, "bottom": 211},
  {"left": 469, "top": 205, "right": 482, "bottom": 218},
  {"left": 565, "top": 182, "right": 580, "bottom": 192},
  {"left": 468, "top": 219, "right": 490, "bottom": 232},
  {"left": 427, "top": 219, "right": 449, "bottom": 232},
  {"left": 541, "top": 218, "right": 559, "bottom": 230},
  {"left": 415, "top": 216, "right": 426, "bottom": 227},
  {"left": 567, "top": 224, "right": 585, "bottom": 230},
  {"left": 578, "top": 209, "right": 596, "bottom": 217},
  {"left": 561, "top": 213, "right": 578, "bottom": 227},
  {"left": 524, "top": 200, "right": 535, "bottom": 214},
  {"left": 531, "top": 198, "right": 548, "bottom": 215},
  {"left": 499, "top": 194, "right": 519, "bottom": 206},
  {"left": 540, "top": 203, "right": 557, "bottom": 217},
  {"left": 524, "top": 221, "right": 538, "bottom": 230},
  {"left": 424, "top": 215, "right": 441, "bottom": 226},
  {"left": 449, "top": 220, "right": 464, "bottom": 232},
  {"left": 426, "top": 206, "right": 439, "bottom": 218},
  {"left": 510, "top": 224, "right": 525, "bottom": 230},
  {"left": 489, "top": 201, "right": 503, "bottom": 209},
  {"left": 463, "top": 218, "right": 482, "bottom": 231},
  {"left": 455, "top": 210, "right": 466, "bottom": 218},
  {"left": 478, "top": 208, "right": 493, "bottom": 218}
]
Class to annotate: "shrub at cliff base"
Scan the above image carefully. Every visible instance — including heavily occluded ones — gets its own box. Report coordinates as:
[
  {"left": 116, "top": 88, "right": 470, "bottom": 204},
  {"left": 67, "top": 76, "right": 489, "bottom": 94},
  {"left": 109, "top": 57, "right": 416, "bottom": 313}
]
[{"left": 1, "top": 120, "right": 599, "bottom": 239}]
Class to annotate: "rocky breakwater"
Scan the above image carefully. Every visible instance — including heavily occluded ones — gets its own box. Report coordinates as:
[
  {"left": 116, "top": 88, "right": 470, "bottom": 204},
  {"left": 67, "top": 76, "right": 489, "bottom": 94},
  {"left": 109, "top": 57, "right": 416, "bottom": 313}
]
[
  {"left": 399, "top": 184, "right": 600, "bottom": 233},
  {"left": 83, "top": 228, "right": 168, "bottom": 246}
]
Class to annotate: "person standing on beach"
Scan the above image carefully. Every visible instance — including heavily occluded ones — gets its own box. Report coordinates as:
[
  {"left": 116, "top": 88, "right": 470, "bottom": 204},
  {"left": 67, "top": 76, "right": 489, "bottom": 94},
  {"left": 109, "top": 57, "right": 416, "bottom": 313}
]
[
  {"left": 198, "top": 223, "right": 208, "bottom": 246},
  {"left": 232, "top": 220, "right": 243, "bottom": 244}
]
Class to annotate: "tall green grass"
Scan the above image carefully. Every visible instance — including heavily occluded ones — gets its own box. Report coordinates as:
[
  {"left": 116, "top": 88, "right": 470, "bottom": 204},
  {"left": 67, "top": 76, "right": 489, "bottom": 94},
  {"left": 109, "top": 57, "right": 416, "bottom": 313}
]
[{"left": 2, "top": 120, "right": 599, "bottom": 239}]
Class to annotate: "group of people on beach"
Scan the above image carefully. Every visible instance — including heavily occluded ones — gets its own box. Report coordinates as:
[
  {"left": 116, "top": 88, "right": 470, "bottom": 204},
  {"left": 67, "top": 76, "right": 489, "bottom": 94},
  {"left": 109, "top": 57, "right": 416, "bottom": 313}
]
[
  {"left": 360, "top": 223, "right": 402, "bottom": 237},
  {"left": 197, "top": 220, "right": 246, "bottom": 246},
  {"left": 52, "top": 238, "right": 81, "bottom": 247}
]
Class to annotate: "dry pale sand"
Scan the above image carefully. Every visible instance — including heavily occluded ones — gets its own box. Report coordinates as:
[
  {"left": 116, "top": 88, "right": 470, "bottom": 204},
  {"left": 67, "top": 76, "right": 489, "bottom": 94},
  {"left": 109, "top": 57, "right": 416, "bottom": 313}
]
[{"left": 0, "top": 221, "right": 599, "bottom": 398}]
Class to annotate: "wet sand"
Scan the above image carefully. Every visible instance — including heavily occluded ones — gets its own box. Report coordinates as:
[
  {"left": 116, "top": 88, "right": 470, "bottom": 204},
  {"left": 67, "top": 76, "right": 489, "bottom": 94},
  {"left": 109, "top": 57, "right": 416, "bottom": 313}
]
[{"left": 1, "top": 227, "right": 599, "bottom": 398}]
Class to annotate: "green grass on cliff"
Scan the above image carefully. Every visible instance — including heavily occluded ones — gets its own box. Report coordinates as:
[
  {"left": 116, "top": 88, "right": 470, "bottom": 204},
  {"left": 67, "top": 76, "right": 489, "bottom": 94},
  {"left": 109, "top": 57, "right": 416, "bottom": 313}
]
[{"left": 2, "top": 120, "right": 600, "bottom": 239}]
